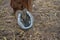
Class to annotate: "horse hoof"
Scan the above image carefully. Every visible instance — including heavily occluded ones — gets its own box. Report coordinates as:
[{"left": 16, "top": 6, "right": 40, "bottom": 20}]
[{"left": 17, "top": 10, "right": 34, "bottom": 30}]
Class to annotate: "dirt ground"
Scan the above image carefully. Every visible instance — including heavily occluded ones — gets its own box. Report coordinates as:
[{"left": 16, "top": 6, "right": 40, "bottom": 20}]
[{"left": 0, "top": 0, "right": 60, "bottom": 40}]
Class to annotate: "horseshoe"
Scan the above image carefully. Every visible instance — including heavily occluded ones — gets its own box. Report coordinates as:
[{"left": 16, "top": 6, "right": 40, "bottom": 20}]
[{"left": 16, "top": 9, "right": 34, "bottom": 29}]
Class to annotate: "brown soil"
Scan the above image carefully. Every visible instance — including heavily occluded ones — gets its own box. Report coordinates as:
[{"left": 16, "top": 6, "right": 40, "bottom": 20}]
[{"left": 0, "top": 0, "right": 60, "bottom": 40}]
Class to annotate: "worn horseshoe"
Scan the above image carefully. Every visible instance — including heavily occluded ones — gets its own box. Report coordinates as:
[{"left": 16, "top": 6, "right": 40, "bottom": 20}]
[{"left": 16, "top": 9, "right": 34, "bottom": 30}]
